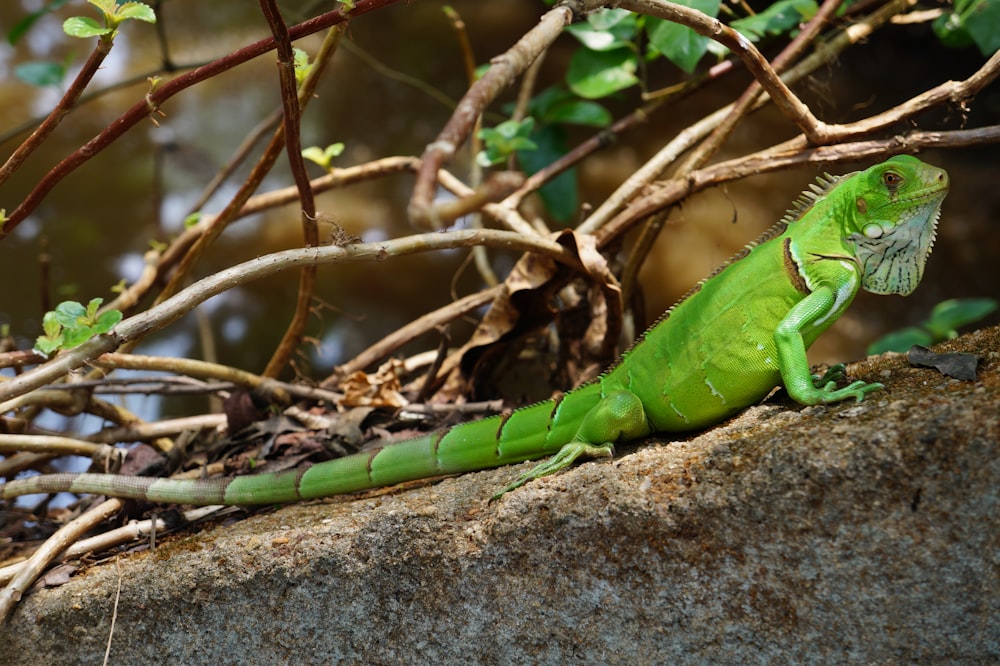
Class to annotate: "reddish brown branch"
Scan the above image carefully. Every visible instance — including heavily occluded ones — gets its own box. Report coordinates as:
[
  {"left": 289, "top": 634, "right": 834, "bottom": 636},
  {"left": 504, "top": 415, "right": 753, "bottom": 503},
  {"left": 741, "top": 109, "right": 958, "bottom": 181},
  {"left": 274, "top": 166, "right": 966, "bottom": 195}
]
[
  {"left": 0, "top": 35, "right": 114, "bottom": 186},
  {"left": 258, "top": 0, "right": 320, "bottom": 378},
  {"left": 0, "top": 0, "right": 402, "bottom": 240}
]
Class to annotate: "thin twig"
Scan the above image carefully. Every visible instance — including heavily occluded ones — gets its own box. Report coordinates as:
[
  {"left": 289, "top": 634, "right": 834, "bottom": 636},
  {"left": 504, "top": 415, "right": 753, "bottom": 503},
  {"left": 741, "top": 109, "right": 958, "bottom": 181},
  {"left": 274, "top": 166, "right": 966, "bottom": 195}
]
[
  {"left": 0, "top": 505, "right": 223, "bottom": 586},
  {"left": 0, "top": 499, "right": 123, "bottom": 624},
  {"left": 408, "top": 5, "right": 575, "bottom": 229},
  {"left": 444, "top": 5, "right": 498, "bottom": 287},
  {"left": 102, "top": 556, "right": 123, "bottom": 666},
  {"left": 332, "top": 285, "right": 503, "bottom": 380},
  {"left": 261, "top": 13, "right": 344, "bottom": 377},
  {"left": 92, "top": 353, "right": 342, "bottom": 404},
  {"left": 0, "top": 435, "right": 119, "bottom": 460},
  {"left": 0, "top": 35, "right": 115, "bottom": 186}
]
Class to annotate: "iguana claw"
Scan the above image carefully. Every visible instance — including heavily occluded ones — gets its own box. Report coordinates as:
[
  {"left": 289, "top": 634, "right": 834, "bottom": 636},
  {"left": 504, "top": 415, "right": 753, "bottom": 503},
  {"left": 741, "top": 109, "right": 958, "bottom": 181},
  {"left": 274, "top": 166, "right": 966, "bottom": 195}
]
[{"left": 492, "top": 442, "right": 615, "bottom": 501}]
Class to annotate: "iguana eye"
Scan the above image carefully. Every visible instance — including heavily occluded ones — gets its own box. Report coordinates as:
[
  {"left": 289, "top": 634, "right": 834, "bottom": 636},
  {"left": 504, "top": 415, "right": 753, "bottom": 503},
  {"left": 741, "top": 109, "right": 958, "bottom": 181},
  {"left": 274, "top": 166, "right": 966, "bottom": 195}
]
[
  {"left": 882, "top": 171, "right": 903, "bottom": 190},
  {"left": 862, "top": 224, "right": 883, "bottom": 238}
]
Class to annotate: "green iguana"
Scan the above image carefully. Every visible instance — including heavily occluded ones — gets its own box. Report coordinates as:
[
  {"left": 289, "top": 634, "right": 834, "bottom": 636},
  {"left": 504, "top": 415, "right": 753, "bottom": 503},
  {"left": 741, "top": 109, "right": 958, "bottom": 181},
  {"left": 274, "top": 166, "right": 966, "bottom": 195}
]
[{"left": 0, "top": 155, "right": 949, "bottom": 505}]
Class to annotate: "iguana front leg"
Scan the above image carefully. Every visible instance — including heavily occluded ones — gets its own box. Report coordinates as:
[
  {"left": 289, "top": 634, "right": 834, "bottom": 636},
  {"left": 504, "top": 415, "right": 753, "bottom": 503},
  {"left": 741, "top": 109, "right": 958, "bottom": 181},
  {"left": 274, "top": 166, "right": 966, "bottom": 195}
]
[
  {"left": 775, "top": 286, "right": 883, "bottom": 405},
  {"left": 494, "top": 389, "right": 651, "bottom": 499}
]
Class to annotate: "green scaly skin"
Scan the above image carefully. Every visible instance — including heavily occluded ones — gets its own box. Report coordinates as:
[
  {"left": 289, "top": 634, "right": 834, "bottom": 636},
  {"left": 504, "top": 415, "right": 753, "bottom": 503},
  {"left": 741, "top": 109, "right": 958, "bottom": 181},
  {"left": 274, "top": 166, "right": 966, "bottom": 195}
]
[{"left": 0, "top": 156, "right": 950, "bottom": 505}]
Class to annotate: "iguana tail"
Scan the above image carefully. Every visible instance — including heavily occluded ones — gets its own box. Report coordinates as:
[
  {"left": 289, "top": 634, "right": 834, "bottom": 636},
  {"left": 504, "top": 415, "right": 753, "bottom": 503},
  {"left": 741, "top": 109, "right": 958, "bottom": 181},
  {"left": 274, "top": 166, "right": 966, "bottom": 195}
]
[{"left": 1, "top": 383, "right": 617, "bottom": 505}]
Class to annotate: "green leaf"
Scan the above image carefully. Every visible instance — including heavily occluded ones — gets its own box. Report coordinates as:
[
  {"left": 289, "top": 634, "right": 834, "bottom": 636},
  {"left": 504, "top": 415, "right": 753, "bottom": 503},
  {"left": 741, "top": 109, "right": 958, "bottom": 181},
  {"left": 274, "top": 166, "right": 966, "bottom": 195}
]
[
  {"left": 567, "top": 46, "right": 638, "bottom": 99},
  {"left": 542, "top": 99, "right": 611, "bottom": 127},
  {"left": 85, "top": 297, "right": 102, "bottom": 321},
  {"left": 53, "top": 301, "right": 87, "bottom": 328},
  {"left": 302, "top": 144, "right": 345, "bottom": 170},
  {"left": 41, "top": 311, "right": 62, "bottom": 338},
  {"left": 323, "top": 143, "right": 345, "bottom": 160},
  {"left": 730, "top": 0, "right": 817, "bottom": 41},
  {"left": 517, "top": 125, "right": 578, "bottom": 223},
  {"left": 63, "top": 326, "right": 96, "bottom": 349},
  {"left": 925, "top": 298, "right": 998, "bottom": 339},
  {"left": 14, "top": 61, "right": 67, "bottom": 87},
  {"left": 584, "top": 7, "right": 634, "bottom": 31},
  {"left": 8, "top": 0, "right": 73, "bottom": 45},
  {"left": 477, "top": 119, "right": 537, "bottom": 166},
  {"left": 565, "top": 9, "right": 637, "bottom": 51},
  {"left": 302, "top": 146, "right": 328, "bottom": 166},
  {"left": 646, "top": 0, "right": 720, "bottom": 74},
  {"left": 115, "top": 2, "right": 156, "bottom": 23},
  {"left": 960, "top": 0, "right": 1000, "bottom": 56},
  {"left": 34, "top": 333, "right": 64, "bottom": 356},
  {"left": 94, "top": 309, "right": 123, "bottom": 334},
  {"left": 87, "top": 0, "right": 118, "bottom": 14},
  {"left": 933, "top": 12, "right": 975, "bottom": 49},
  {"left": 63, "top": 16, "right": 111, "bottom": 38},
  {"left": 293, "top": 47, "right": 312, "bottom": 85},
  {"left": 867, "top": 327, "right": 933, "bottom": 355}
]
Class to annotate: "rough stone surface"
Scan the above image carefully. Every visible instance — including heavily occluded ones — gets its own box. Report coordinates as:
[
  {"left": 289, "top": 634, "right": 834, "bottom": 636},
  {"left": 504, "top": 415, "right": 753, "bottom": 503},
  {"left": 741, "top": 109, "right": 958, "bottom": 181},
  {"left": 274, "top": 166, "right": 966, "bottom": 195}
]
[{"left": 1, "top": 326, "right": 998, "bottom": 664}]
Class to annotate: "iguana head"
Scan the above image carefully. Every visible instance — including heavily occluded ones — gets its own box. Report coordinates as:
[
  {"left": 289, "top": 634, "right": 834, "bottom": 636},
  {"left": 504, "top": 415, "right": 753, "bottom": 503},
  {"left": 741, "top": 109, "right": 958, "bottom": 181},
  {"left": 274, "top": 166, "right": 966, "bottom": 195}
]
[{"left": 845, "top": 155, "right": 949, "bottom": 296}]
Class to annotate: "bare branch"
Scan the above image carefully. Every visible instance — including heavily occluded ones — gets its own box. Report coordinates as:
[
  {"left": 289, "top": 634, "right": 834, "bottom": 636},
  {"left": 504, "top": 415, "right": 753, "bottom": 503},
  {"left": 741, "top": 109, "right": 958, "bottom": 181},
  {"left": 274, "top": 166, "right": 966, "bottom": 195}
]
[{"left": 408, "top": 5, "right": 574, "bottom": 229}]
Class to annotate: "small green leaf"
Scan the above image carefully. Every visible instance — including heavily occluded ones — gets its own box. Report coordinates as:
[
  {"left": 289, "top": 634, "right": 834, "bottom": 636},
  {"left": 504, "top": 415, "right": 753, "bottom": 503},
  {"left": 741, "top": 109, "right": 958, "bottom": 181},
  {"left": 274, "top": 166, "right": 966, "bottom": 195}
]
[
  {"left": 302, "top": 146, "right": 327, "bottom": 165},
  {"left": 63, "top": 326, "right": 95, "bottom": 349},
  {"left": 293, "top": 47, "right": 312, "bottom": 85},
  {"left": 646, "top": 0, "right": 720, "bottom": 74},
  {"left": 8, "top": 0, "right": 73, "bottom": 45},
  {"left": 565, "top": 9, "right": 637, "bottom": 51},
  {"left": 63, "top": 16, "right": 111, "bottom": 38},
  {"left": 87, "top": 0, "right": 117, "bottom": 14},
  {"left": 517, "top": 125, "right": 578, "bottom": 223},
  {"left": 567, "top": 46, "right": 638, "bottom": 99},
  {"left": 477, "top": 119, "right": 537, "bottom": 166},
  {"left": 184, "top": 212, "right": 203, "bottom": 228},
  {"left": 115, "top": 2, "right": 156, "bottom": 23},
  {"left": 302, "top": 143, "right": 344, "bottom": 170},
  {"left": 85, "top": 297, "right": 102, "bottom": 321},
  {"left": 324, "top": 143, "right": 345, "bottom": 161},
  {"left": 925, "top": 298, "right": 998, "bottom": 339},
  {"left": 542, "top": 99, "right": 611, "bottom": 127},
  {"left": 41, "top": 311, "right": 62, "bottom": 338},
  {"left": 729, "top": 0, "right": 817, "bottom": 41},
  {"left": 584, "top": 7, "right": 634, "bottom": 31},
  {"left": 14, "top": 61, "right": 67, "bottom": 87},
  {"left": 34, "top": 334, "right": 64, "bottom": 356},
  {"left": 94, "top": 309, "right": 123, "bottom": 334},
  {"left": 867, "top": 327, "right": 933, "bottom": 355},
  {"left": 53, "top": 301, "right": 87, "bottom": 328}
]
